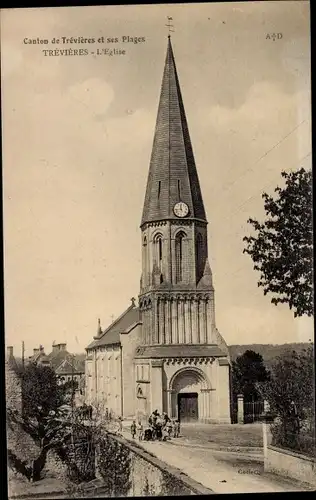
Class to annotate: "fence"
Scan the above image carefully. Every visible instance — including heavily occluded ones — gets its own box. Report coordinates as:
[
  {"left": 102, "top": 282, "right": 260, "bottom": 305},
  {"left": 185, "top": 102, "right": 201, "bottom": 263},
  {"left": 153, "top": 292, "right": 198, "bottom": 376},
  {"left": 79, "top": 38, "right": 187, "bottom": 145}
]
[
  {"left": 244, "top": 401, "right": 264, "bottom": 424},
  {"left": 230, "top": 402, "right": 238, "bottom": 424}
]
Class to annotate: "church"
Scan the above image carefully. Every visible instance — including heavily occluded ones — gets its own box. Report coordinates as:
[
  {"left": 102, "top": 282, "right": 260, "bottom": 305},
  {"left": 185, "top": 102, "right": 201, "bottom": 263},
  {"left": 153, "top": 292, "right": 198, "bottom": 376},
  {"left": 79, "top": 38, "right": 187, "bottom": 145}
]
[{"left": 85, "top": 37, "right": 231, "bottom": 424}]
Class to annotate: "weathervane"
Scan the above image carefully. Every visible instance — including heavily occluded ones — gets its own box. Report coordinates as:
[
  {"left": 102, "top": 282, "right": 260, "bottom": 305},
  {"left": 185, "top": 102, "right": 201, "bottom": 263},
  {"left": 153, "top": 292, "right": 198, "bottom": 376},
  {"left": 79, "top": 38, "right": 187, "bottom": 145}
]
[{"left": 165, "top": 16, "right": 175, "bottom": 37}]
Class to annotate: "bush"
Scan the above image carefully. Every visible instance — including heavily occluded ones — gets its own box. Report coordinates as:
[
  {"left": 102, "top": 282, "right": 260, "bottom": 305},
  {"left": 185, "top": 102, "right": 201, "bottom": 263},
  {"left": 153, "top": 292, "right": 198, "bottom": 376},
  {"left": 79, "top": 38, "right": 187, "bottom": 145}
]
[
  {"left": 97, "top": 434, "right": 131, "bottom": 497},
  {"left": 271, "top": 421, "right": 316, "bottom": 458}
]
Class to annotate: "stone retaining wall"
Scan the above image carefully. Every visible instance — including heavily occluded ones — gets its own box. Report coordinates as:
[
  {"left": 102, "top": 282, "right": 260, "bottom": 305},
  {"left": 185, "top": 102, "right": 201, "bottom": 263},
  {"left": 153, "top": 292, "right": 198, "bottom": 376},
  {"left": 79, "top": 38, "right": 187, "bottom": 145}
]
[
  {"left": 264, "top": 445, "right": 316, "bottom": 487},
  {"left": 10, "top": 432, "right": 214, "bottom": 498},
  {"left": 96, "top": 433, "right": 214, "bottom": 496}
]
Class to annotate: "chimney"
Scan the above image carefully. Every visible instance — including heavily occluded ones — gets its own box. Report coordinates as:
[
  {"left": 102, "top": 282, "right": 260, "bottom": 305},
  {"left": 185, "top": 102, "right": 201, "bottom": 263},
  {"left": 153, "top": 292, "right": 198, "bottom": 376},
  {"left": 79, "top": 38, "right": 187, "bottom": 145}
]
[
  {"left": 7, "top": 346, "right": 13, "bottom": 358},
  {"left": 33, "top": 348, "right": 40, "bottom": 356},
  {"left": 40, "top": 345, "right": 44, "bottom": 352},
  {"left": 60, "top": 343, "right": 67, "bottom": 351}
]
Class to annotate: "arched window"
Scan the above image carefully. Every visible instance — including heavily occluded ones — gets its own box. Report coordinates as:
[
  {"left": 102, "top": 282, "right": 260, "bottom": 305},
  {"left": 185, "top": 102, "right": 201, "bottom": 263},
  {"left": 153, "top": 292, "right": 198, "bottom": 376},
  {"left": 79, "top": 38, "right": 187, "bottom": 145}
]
[
  {"left": 153, "top": 234, "right": 163, "bottom": 272},
  {"left": 143, "top": 236, "right": 148, "bottom": 283},
  {"left": 196, "top": 233, "right": 203, "bottom": 281},
  {"left": 175, "top": 231, "right": 186, "bottom": 283}
]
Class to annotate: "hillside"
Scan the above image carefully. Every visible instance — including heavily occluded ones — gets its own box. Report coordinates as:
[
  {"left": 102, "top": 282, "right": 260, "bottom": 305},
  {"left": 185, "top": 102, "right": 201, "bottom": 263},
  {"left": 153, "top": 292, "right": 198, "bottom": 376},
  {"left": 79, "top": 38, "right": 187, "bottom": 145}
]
[
  {"left": 12, "top": 343, "right": 313, "bottom": 371},
  {"left": 228, "top": 342, "right": 313, "bottom": 368}
]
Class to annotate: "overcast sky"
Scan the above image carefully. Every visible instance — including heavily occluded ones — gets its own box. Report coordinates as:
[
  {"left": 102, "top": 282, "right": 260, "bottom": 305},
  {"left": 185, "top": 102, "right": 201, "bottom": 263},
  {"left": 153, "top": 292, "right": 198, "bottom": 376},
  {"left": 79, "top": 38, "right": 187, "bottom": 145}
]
[{"left": 1, "top": 2, "right": 312, "bottom": 358}]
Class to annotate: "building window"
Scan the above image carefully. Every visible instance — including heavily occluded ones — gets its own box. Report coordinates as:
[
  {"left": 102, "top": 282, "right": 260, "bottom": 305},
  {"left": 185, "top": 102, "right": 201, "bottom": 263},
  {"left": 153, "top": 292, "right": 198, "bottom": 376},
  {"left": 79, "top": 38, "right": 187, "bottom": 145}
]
[
  {"left": 158, "top": 181, "right": 161, "bottom": 199},
  {"left": 175, "top": 231, "right": 186, "bottom": 282}
]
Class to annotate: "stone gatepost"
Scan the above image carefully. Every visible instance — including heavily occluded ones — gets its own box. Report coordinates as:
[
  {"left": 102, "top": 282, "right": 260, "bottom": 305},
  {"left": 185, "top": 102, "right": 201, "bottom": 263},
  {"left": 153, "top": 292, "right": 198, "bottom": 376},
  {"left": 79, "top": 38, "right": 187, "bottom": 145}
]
[{"left": 237, "top": 394, "right": 244, "bottom": 424}]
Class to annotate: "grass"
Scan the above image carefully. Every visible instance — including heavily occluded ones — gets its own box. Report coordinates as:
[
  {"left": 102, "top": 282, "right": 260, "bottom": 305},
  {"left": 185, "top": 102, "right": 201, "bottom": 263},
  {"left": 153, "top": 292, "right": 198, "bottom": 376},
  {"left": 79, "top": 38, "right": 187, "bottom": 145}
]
[{"left": 180, "top": 423, "right": 263, "bottom": 448}]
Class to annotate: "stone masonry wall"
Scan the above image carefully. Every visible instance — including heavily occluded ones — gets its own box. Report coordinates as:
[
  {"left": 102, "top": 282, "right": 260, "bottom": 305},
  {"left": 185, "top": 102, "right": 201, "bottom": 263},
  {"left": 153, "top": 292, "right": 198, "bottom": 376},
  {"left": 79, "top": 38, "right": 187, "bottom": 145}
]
[{"left": 96, "top": 433, "right": 213, "bottom": 497}]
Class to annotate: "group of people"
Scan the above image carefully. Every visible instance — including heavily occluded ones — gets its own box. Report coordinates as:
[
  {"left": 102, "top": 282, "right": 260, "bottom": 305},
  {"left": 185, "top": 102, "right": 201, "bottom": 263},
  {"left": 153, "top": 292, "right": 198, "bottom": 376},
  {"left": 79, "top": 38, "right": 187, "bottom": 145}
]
[{"left": 130, "top": 410, "right": 180, "bottom": 442}]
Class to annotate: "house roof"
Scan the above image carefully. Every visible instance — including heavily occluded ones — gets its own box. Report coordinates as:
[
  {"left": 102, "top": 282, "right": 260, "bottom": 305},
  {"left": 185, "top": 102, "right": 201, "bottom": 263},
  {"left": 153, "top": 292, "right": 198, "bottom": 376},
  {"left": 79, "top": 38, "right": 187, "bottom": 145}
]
[
  {"left": 86, "top": 305, "right": 140, "bottom": 350},
  {"left": 47, "top": 350, "right": 84, "bottom": 373},
  {"left": 141, "top": 37, "right": 206, "bottom": 227},
  {"left": 134, "top": 344, "right": 227, "bottom": 359},
  {"left": 6, "top": 355, "right": 21, "bottom": 376},
  {"left": 55, "top": 358, "right": 83, "bottom": 375}
]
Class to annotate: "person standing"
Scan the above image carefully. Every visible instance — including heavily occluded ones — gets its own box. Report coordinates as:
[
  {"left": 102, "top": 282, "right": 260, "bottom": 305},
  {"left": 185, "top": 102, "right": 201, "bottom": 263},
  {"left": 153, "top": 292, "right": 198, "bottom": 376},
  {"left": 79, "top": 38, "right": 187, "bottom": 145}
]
[
  {"left": 137, "top": 420, "right": 144, "bottom": 441},
  {"left": 131, "top": 420, "right": 137, "bottom": 439}
]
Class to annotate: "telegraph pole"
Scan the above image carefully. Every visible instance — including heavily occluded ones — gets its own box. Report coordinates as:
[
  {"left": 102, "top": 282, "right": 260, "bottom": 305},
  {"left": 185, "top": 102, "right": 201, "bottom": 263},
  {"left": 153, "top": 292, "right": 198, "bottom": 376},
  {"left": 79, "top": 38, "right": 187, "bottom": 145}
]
[
  {"left": 22, "top": 341, "right": 25, "bottom": 370},
  {"left": 71, "top": 353, "right": 75, "bottom": 445}
]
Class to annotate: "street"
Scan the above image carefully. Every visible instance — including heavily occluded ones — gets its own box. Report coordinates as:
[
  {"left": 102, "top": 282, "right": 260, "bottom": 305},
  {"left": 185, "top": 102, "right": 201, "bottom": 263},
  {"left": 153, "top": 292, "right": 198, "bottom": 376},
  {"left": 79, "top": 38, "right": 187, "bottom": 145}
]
[{"left": 121, "top": 422, "right": 313, "bottom": 493}]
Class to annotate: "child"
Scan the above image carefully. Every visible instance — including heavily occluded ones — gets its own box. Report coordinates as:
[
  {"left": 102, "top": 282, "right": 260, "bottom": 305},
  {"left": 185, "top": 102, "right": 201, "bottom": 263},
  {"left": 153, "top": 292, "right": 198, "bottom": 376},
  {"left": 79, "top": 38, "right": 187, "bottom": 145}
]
[
  {"left": 131, "top": 420, "right": 137, "bottom": 439},
  {"left": 118, "top": 415, "right": 123, "bottom": 433},
  {"left": 173, "top": 419, "right": 180, "bottom": 438},
  {"left": 137, "top": 420, "right": 144, "bottom": 441},
  {"left": 166, "top": 419, "right": 173, "bottom": 439}
]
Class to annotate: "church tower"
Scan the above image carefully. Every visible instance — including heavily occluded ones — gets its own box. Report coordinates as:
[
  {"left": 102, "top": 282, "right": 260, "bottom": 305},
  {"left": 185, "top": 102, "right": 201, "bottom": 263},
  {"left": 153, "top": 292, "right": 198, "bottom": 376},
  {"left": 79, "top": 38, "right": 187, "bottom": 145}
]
[
  {"left": 135, "top": 37, "right": 231, "bottom": 423},
  {"left": 139, "top": 36, "right": 215, "bottom": 345}
]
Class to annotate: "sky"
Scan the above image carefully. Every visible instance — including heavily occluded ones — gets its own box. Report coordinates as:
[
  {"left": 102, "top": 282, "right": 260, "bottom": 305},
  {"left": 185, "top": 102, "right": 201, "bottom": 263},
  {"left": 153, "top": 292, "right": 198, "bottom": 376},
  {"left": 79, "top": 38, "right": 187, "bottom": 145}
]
[{"left": 1, "top": 2, "right": 312, "bottom": 358}]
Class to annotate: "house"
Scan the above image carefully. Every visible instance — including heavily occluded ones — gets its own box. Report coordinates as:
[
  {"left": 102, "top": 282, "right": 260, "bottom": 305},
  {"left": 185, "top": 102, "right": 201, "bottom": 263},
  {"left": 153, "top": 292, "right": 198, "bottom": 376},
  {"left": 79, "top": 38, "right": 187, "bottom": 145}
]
[{"left": 47, "top": 342, "right": 85, "bottom": 387}]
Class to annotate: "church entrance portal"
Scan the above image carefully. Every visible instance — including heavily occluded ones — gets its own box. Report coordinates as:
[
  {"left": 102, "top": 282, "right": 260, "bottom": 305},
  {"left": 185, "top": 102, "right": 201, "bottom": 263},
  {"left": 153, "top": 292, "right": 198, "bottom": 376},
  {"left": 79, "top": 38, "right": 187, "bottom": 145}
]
[
  {"left": 178, "top": 392, "right": 198, "bottom": 422},
  {"left": 169, "top": 367, "right": 211, "bottom": 422}
]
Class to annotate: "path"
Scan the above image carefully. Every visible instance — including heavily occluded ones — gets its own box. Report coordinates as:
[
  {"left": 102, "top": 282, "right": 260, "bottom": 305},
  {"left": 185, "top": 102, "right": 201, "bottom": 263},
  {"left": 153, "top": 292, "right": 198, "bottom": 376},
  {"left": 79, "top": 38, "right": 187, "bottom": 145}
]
[{"left": 121, "top": 429, "right": 312, "bottom": 494}]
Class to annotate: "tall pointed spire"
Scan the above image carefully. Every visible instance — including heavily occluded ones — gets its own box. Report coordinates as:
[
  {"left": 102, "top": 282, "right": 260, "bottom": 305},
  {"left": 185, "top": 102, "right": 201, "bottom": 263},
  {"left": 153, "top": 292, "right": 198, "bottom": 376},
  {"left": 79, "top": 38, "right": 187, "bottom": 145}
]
[{"left": 141, "top": 38, "right": 207, "bottom": 226}]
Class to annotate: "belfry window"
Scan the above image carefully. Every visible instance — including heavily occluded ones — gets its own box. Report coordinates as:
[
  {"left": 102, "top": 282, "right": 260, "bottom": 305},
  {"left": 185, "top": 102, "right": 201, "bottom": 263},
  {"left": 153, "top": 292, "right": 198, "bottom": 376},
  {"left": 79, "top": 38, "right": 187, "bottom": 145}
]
[
  {"left": 196, "top": 233, "right": 203, "bottom": 281},
  {"left": 158, "top": 181, "right": 161, "bottom": 199},
  {"left": 175, "top": 231, "right": 186, "bottom": 282},
  {"left": 154, "top": 234, "right": 163, "bottom": 272}
]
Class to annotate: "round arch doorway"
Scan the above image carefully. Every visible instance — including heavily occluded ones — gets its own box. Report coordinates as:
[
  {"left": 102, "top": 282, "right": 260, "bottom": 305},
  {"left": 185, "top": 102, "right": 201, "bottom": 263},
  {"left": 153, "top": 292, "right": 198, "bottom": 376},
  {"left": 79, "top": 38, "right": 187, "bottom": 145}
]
[{"left": 169, "top": 367, "right": 211, "bottom": 423}]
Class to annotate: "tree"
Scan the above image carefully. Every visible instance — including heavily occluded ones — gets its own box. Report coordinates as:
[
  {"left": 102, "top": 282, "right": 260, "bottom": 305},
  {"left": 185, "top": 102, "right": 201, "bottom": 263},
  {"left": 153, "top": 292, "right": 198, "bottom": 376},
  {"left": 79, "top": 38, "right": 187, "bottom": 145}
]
[
  {"left": 6, "top": 364, "right": 74, "bottom": 481},
  {"left": 243, "top": 168, "right": 313, "bottom": 317},
  {"left": 232, "top": 350, "right": 270, "bottom": 402},
  {"left": 7, "top": 402, "right": 73, "bottom": 481},
  {"left": 22, "top": 363, "right": 60, "bottom": 418},
  {"left": 257, "top": 345, "right": 315, "bottom": 454}
]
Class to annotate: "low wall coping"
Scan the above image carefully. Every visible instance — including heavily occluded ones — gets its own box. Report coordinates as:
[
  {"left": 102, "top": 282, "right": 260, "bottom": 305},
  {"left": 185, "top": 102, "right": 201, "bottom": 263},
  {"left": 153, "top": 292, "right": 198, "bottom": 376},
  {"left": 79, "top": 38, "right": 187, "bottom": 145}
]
[
  {"left": 106, "top": 432, "right": 214, "bottom": 495},
  {"left": 268, "top": 444, "right": 316, "bottom": 463}
]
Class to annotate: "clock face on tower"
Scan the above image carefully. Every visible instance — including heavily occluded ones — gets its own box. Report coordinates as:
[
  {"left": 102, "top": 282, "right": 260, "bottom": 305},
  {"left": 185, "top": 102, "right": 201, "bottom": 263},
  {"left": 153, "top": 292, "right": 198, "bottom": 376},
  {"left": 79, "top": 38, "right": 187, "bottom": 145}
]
[{"left": 174, "top": 201, "right": 189, "bottom": 218}]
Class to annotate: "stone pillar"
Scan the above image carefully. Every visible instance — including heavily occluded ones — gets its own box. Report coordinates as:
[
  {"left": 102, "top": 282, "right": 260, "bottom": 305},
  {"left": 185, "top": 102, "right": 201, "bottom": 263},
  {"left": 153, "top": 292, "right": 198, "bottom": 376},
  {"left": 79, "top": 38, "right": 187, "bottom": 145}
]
[
  {"left": 203, "top": 300, "right": 208, "bottom": 344},
  {"left": 168, "top": 299, "right": 172, "bottom": 344},
  {"left": 179, "top": 299, "right": 185, "bottom": 343},
  {"left": 184, "top": 299, "right": 190, "bottom": 343},
  {"left": 192, "top": 300, "right": 198, "bottom": 344},
  {"left": 171, "top": 299, "right": 177, "bottom": 344},
  {"left": 154, "top": 299, "right": 159, "bottom": 344},
  {"left": 210, "top": 292, "right": 216, "bottom": 329},
  {"left": 237, "top": 394, "right": 244, "bottom": 424},
  {"left": 188, "top": 299, "right": 193, "bottom": 343},
  {"left": 199, "top": 391, "right": 205, "bottom": 420},
  {"left": 198, "top": 300, "right": 203, "bottom": 343},
  {"left": 151, "top": 360, "right": 163, "bottom": 414},
  {"left": 158, "top": 299, "right": 164, "bottom": 344},
  {"left": 148, "top": 306, "right": 152, "bottom": 344},
  {"left": 206, "top": 300, "right": 212, "bottom": 343},
  {"left": 205, "top": 390, "right": 211, "bottom": 420},
  {"left": 143, "top": 308, "right": 147, "bottom": 344},
  {"left": 164, "top": 299, "right": 170, "bottom": 344},
  {"left": 167, "top": 389, "right": 174, "bottom": 417},
  {"left": 162, "top": 299, "right": 166, "bottom": 344}
]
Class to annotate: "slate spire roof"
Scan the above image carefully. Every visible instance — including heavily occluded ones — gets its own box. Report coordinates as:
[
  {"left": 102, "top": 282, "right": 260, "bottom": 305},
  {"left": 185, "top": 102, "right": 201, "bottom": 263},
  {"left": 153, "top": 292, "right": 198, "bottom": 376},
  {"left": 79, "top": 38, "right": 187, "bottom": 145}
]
[{"left": 141, "top": 37, "right": 207, "bottom": 227}]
